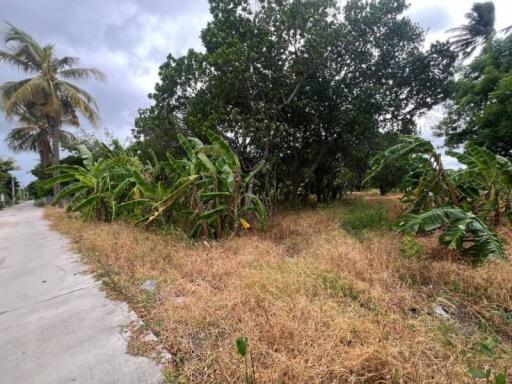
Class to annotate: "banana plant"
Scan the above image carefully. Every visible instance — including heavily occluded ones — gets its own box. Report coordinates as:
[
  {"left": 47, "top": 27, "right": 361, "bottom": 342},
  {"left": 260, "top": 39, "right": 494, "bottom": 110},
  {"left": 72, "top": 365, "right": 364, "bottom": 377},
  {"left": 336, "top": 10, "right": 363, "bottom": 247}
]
[
  {"left": 447, "top": 143, "right": 512, "bottom": 225},
  {"left": 365, "top": 136, "right": 459, "bottom": 212},
  {"left": 46, "top": 131, "right": 268, "bottom": 240},
  {"left": 45, "top": 145, "right": 142, "bottom": 221},
  {"left": 132, "top": 130, "right": 266, "bottom": 239},
  {"left": 400, "top": 207, "right": 505, "bottom": 261},
  {"left": 367, "top": 137, "right": 509, "bottom": 260}
]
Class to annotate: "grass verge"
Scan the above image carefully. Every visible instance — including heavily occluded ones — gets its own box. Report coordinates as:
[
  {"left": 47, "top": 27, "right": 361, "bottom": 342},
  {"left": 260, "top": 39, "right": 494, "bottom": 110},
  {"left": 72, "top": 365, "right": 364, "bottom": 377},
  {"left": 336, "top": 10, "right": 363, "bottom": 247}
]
[{"left": 45, "top": 196, "right": 512, "bottom": 383}]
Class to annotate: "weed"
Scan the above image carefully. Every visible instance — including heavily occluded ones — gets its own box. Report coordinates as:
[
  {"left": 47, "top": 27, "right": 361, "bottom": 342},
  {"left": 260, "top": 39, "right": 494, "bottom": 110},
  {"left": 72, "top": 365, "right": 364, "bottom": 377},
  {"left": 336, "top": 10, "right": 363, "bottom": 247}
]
[
  {"left": 400, "top": 235, "right": 423, "bottom": 259},
  {"left": 236, "top": 336, "right": 257, "bottom": 384},
  {"left": 163, "top": 369, "right": 188, "bottom": 384},
  {"left": 339, "top": 202, "right": 390, "bottom": 235}
]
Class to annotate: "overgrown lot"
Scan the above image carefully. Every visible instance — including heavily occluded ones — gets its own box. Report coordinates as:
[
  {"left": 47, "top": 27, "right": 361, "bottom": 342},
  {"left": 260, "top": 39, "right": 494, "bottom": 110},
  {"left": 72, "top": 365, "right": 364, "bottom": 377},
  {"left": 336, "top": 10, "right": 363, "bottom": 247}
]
[{"left": 46, "top": 195, "right": 512, "bottom": 383}]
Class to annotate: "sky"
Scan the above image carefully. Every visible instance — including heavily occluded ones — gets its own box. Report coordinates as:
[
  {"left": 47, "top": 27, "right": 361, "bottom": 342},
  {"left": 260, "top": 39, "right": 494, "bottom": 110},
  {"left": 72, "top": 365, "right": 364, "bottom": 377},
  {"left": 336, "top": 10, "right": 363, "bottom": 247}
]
[{"left": 0, "top": 0, "right": 511, "bottom": 186}]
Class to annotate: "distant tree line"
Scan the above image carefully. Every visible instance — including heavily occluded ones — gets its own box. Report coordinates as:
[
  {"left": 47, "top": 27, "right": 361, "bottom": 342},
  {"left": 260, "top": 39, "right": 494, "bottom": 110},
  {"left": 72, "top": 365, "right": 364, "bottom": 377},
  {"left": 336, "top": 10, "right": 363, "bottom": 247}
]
[{"left": 1, "top": 0, "right": 511, "bottom": 205}]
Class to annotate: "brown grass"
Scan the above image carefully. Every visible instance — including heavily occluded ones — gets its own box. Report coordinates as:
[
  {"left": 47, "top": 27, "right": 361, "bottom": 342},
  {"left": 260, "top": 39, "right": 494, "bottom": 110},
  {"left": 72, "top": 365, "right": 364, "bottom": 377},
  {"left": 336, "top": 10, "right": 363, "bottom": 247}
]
[{"left": 45, "top": 197, "right": 512, "bottom": 383}]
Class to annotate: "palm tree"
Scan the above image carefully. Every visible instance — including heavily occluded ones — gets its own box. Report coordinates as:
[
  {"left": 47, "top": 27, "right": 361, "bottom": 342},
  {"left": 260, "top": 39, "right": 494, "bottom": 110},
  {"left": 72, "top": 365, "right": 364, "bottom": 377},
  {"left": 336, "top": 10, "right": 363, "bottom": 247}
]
[
  {"left": 5, "top": 106, "right": 77, "bottom": 168},
  {"left": 447, "top": 1, "right": 496, "bottom": 58},
  {"left": 0, "top": 23, "right": 106, "bottom": 198}
]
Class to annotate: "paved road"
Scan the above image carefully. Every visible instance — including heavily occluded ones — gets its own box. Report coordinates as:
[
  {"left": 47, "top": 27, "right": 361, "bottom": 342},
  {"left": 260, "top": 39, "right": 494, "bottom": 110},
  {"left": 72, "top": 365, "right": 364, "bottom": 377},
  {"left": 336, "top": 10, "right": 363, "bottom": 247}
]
[{"left": 0, "top": 202, "right": 163, "bottom": 384}]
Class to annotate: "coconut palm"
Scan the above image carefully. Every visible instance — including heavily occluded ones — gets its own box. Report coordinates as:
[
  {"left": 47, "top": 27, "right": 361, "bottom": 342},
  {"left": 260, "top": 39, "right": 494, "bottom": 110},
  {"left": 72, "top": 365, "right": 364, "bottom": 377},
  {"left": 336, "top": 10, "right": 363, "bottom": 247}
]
[
  {"left": 0, "top": 23, "right": 106, "bottom": 198},
  {"left": 5, "top": 105, "right": 78, "bottom": 168},
  {"left": 447, "top": 1, "right": 496, "bottom": 58}
]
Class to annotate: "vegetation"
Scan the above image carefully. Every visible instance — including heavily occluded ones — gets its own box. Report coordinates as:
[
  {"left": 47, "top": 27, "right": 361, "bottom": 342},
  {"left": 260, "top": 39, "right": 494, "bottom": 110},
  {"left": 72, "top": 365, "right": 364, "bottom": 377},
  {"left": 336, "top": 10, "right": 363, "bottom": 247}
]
[
  {"left": 0, "top": 23, "right": 105, "bottom": 198},
  {"left": 134, "top": 0, "right": 456, "bottom": 203},
  {"left": 0, "top": 157, "right": 19, "bottom": 205},
  {"left": 339, "top": 200, "right": 391, "bottom": 235},
  {"left": 45, "top": 130, "right": 266, "bottom": 238},
  {"left": 367, "top": 136, "right": 511, "bottom": 260},
  {"left": 436, "top": 34, "right": 512, "bottom": 157},
  {"left": 46, "top": 197, "right": 512, "bottom": 383},
  {"left": 2, "top": 1, "right": 512, "bottom": 382},
  {"left": 447, "top": 1, "right": 497, "bottom": 58}
]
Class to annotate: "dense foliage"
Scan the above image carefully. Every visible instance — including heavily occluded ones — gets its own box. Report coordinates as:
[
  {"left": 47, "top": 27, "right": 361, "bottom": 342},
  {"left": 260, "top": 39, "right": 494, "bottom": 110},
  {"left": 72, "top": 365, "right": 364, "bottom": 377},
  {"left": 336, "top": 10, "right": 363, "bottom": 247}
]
[
  {"left": 0, "top": 157, "right": 19, "bottom": 204},
  {"left": 436, "top": 34, "right": 512, "bottom": 158},
  {"left": 46, "top": 131, "right": 266, "bottom": 239},
  {"left": 134, "top": 0, "right": 456, "bottom": 203},
  {"left": 367, "top": 136, "right": 511, "bottom": 260}
]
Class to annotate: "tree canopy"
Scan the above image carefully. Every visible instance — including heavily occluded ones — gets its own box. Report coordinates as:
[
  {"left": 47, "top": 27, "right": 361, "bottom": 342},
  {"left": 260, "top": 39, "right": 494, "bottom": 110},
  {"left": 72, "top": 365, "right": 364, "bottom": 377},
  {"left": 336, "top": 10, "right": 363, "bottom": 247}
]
[
  {"left": 435, "top": 34, "right": 512, "bottom": 158},
  {"left": 134, "top": 0, "right": 456, "bottom": 202}
]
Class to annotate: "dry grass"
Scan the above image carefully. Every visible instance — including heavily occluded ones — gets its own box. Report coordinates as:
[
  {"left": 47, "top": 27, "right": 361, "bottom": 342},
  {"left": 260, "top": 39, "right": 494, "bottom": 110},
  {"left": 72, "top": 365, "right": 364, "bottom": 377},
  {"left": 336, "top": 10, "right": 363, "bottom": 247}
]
[{"left": 45, "top": 196, "right": 512, "bottom": 383}]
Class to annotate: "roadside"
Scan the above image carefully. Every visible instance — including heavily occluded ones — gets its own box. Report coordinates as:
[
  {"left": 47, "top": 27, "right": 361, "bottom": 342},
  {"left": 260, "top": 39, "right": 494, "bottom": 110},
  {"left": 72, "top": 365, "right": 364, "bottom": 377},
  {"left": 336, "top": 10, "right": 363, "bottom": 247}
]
[
  {"left": 0, "top": 202, "right": 163, "bottom": 384},
  {"left": 45, "top": 197, "right": 512, "bottom": 383}
]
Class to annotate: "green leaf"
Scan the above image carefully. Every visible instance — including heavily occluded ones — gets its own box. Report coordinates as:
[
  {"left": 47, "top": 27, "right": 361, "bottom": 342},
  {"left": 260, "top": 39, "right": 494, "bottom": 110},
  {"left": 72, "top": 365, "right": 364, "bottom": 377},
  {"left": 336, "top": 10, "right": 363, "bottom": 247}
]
[
  {"left": 77, "top": 144, "right": 94, "bottom": 170},
  {"left": 197, "top": 152, "right": 217, "bottom": 174},
  {"left": 244, "top": 161, "right": 265, "bottom": 185},
  {"left": 199, "top": 191, "right": 233, "bottom": 200},
  {"left": 47, "top": 164, "right": 87, "bottom": 175},
  {"left": 245, "top": 193, "right": 267, "bottom": 227},
  {"left": 495, "top": 372, "right": 506, "bottom": 384},
  {"left": 115, "top": 199, "right": 152, "bottom": 211},
  {"left": 138, "top": 176, "right": 197, "bottom": 225},
  {"left": 468, "top": 368, "right": 489, "bottom": 379},
  {"left": 43, "top": 173, "right": 80, "bottom": 188},
  {"left": 199, "top": 205, "right": 227, "bottom": 221},
  {"left": 132, "top": 170, "right": 154, "bottom": 196},
  {"left": 235, "top": 336, "right": 248, "bottom": 357},
  {"left": 112, "top": 177, "right": 135, "bottom": 199},
  {"left": 400, "top": 207, "right": 504, "bottom": 260},
  {"left": 177, "top": 133, "right": 195, "bottom": 160},
  {"left": 70, "top": 194, "right": 101, "bottom": 212},
  {"left": 207, "top": 130, "right": 240, "bottom": 170},
  {"left": 53, "top": 183, "right": 88, "bottom": 203}
]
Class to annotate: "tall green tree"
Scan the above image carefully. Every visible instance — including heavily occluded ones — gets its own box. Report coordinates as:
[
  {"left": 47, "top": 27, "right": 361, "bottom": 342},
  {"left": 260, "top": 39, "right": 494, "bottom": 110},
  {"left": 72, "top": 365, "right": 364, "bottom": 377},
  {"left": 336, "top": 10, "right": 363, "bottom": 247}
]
[
  {"left": 0, "top": 23, "right": 105, "bottom": 198},
  {"left": 435, "top": 34, "right": 512, "bottom": 158},
  {"left": 134, "top": 0, "right": 456, "bottom": 203}
]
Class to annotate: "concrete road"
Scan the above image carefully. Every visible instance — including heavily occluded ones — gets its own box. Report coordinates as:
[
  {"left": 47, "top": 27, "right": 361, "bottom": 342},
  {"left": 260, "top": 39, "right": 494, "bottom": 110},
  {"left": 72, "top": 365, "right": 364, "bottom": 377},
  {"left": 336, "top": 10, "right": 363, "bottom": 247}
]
[{"left": 0, "top": 202, "right": 163, "bottom": 384}]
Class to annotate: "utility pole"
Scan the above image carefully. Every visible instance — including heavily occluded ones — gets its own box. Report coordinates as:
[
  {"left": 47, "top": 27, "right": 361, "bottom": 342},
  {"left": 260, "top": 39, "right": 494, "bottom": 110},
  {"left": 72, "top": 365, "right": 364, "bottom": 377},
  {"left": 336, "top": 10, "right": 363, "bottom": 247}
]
[{"left": 11, "top": 174, "right": 15, "bottom": 204}]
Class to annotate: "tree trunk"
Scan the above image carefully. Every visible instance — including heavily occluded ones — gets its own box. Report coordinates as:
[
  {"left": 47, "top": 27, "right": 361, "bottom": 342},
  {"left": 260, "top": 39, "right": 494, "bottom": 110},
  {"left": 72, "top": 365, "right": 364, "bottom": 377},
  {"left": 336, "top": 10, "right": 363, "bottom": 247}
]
[
  {"left": 50, "top": 122, "right": 62, "bottom": 207},
  {"left": 244, "top": 178, "right": 254, "bottom": 221}
]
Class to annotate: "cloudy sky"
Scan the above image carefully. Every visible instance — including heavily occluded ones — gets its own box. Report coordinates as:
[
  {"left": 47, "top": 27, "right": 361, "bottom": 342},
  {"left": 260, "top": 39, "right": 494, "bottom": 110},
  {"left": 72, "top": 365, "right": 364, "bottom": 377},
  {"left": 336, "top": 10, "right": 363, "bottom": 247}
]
[{"left": 1, "top": 0, "right": 511, "bottom": 185}]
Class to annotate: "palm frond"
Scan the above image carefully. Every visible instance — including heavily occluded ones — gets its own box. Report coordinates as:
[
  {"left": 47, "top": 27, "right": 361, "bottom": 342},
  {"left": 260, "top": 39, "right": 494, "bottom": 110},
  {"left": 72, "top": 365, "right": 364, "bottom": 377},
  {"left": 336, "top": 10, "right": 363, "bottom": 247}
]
[
  {"left": 5, "top": 126, "right": 41, "bottom": 151},
  {"left": 446, "top": 1, "right": 495, "bottom": 58},
  {"left": 59, "top": 81, "right": 100, "bottom": 125},
  {"left": 4, "top": 22, "right": 41, "bottom": 49},
  {"left": 54, "top": 56, "right": 79, "bottom": 69},
  {"left": 3, "top": 23, "right": 44, "bottom": 69},
  {"left": 59, "top": 68, "right": 106, "bottom": 82},
  {"left": 3, "top": 76, "right": 49, "bottom": 115},
  {"left": 0, "top": 49, "right": 38, "bottom": 73},
  {"left": 0, "top": 79, "right": 32, "bottom": 102}
]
